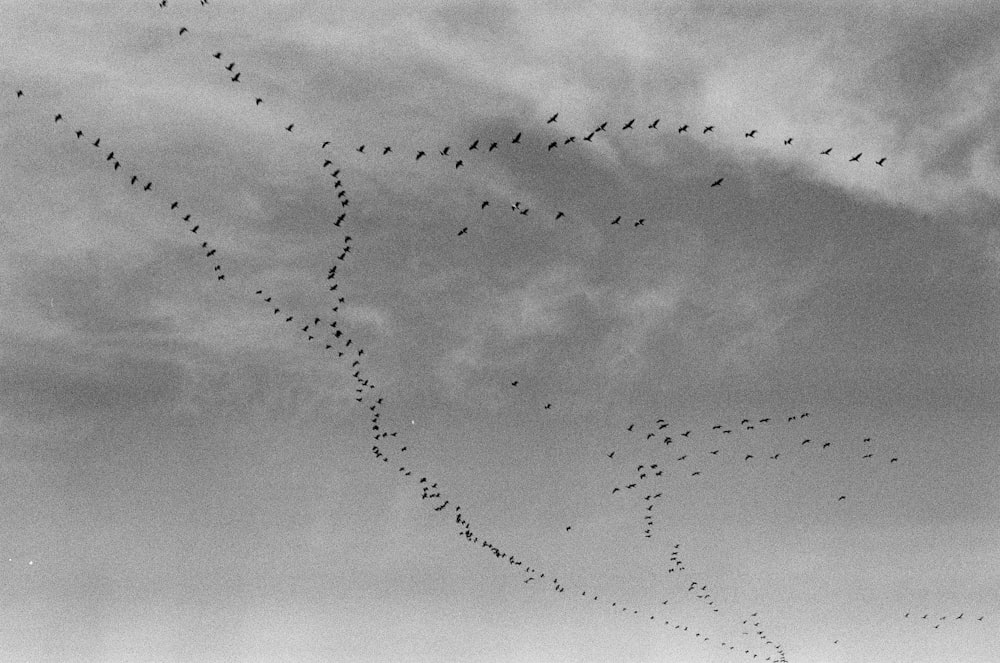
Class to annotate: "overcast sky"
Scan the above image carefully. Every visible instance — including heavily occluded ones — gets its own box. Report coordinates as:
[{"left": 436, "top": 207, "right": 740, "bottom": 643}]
[{"left": 1, "top": 1, "right": 998, "bottom": 662}]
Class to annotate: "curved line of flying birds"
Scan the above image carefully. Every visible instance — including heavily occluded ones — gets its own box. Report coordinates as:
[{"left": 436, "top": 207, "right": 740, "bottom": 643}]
[{"left": 12, "top": 4, "right": 990, "bottom": 657}]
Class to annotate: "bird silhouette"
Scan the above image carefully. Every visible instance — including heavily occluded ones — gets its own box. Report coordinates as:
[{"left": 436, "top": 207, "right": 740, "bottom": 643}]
[
  {"left": 876, "top": 157, "right": 887, "bottom": 166},
  {"left": 231, "top": 72, "right": 240, "bottom": 82},
  {"left": 850, "top": 153, "right": 862, "bottom": 162},
  {"left": 457, "top": 227, "right": 468, "bottom": 236},
  {"left": 711, "top": 178, "right": 724, "bottom": 187},
  {"left": 648, "top": 119, "right": 659, "bottom": 129},
  {"left": 512, "top": 132, "right": 521, "bottom": 144},
  {"left": 820, "top": 147, "right": 832, "bottom": 155},
  {"left": 703, "top": 125, "right": 714, "bottom": 133},
  {"left": 745, "top": 130, "right": 757, "bottom": 138},
  {"left": 382, "top": 146, "right": 391, "bottom": 155},
  {"left": 611, "top": 216, "right": 621, "bottom": 225},
  {"left": 179, "top": 27, "right": 188, "bottom": 35},
  {"left": 255, "top": 98, "right": 262, "bottom": 105},
  {"left": 678, "top": 124, "right": 689, "bottom": 133},
  {"left": 547, "top": 141, "right": 558, "bottom": 151},
  {"left": 622, "top": 118, "right": 635, "bottom": 130},
  {"left": 547, "top": 113, "right": 558, "bottom": 124}
]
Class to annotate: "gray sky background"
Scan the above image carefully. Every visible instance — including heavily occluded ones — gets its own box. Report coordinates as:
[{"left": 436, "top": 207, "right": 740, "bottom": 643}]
[{"left": 1, "top": 1, "right": 998, "bottom": 662}]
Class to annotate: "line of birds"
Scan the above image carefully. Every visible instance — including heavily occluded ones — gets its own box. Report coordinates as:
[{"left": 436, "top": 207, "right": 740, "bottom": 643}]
[{"left": 28, "top": 8, "right": 972, "bottom": 660}]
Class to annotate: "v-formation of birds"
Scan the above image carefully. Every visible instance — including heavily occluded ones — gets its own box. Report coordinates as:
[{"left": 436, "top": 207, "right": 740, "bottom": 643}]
[{"left": 6, "top": 10, "right": 986, "bottom": 662}]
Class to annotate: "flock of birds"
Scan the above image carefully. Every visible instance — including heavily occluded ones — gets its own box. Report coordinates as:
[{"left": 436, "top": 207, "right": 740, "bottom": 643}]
[{"left": 5, "top": 2, "right": 991, "bottom": 661}]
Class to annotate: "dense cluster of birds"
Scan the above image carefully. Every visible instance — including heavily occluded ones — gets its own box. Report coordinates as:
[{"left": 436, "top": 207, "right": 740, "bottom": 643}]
[{"left": 6, "top": 2, "right": 991, "bottom": 660}]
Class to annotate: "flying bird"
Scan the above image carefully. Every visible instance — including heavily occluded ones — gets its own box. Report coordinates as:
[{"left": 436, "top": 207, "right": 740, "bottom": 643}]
[
  {"left": 547, "top": 113, "right": 558, "bottom": 123},
  {"left": 850, "top": 153, "right": 862, "bottom": 162},
  {"left": 255, "top": 98, "right": 262, "bottom": 105},
  {"left": 54, "top": 114, "right": 62, "bottom": 122},
  {"left": 648, "top": 119, "right": 660, "bottom": 129},
  {"left": 820, "top": 147, "right": 832, "bottom": 155},
  {"left": 547, "top": 141, "right": 558, "bottom": 151},
  {"left": 611, "top": 216, "right": 621, "bottom": 225},
  {"left": 622, "top": 118, "right": 635, "bottom": 130},
  {"left": 213, "top": 52, "right": 221, "bottom": 59},
  {"left": 416, "top": 150, "right": 426, "bottom": 160},
  {"left": 179, "top": 27, "right": 188, "bottom": 35},
  {"left": 457, "top": 227, "right": 468, "bottom": 236},
  {"left": 468, "top": 140, "right": 479, "bottom": 150},
  {"left": 512, "top": 132, "right": 521, "bottom": 144},
  {"left": 711, "top": 178, "right": 724, "bottom": 187},
  {"left": 231, "top": 72, "right": 240, "bottom": 82},
  {"left": 678, "top": 124, "right": 689, "bottom": 133},
  {"left": 876, "top": 157, "right": 887, "bottom": 166},
  {"left": 745, "top": 130, "right": 757, "bottom": 138},
  {"left": 383, "top": 146, "right": 391, "bottom": 155},
  {"left": 784, "top": 137, "right": 793, "bottom": 145}
]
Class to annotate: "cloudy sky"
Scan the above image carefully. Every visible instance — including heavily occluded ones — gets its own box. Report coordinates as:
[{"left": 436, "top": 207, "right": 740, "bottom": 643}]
[{"left": 2, "top": 1, "right": 998, "bottom": 661}]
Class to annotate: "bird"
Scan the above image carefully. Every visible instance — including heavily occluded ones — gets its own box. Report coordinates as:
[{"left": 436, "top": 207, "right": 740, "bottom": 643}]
[
  {"left": 170, "top": 202, "right": 178, "bottom": 209},
  {"left": 54, "top": 113, "right": 62, "bottom": 123},
  {"left": 440, "top": 146, "right": 450, "bottom": 156},
  {"left": 512, "top": 132, "right": 522, "bottom": 144},
  {"left": 190, "top": 225, "right": 199, "bottom": 233},
  {"left": 544, "top": 403, "right": 552, "bottom": 409},
  {"left": 678, "top": 124, "right": 689, "bottom": 133},
  {"left": 838, "top": 496, "right": 847, "bottom": 501},
  {"left": 784, "top": 137, "right": 793, "bottom": 145},
  {"left": 321, "top": 141, "right": 331, "bottom": 148},
  {"left": 820, "top": 147, "right": 832, "bottom": 155},
  {"left": 634, "top": 219, "right": 645, "bottom": 227},
  {"left": 130, "top": 175, "right": 138, "bottom": 185},
  {"left": 457, "top": 227, "right": 468, "bottom": 236},
  {"left": 745, "top": 130, "right": 757, "bottom": 138},
  {"left": 225, "top": 62, "right": 236, "bottom": 71},
  {"left": 468, "top": 140, "right": 479, "bottom": 151},
  {"left": 622, "top": 118, "right": 635, "bottom": 130},
  {"left": 583, "top": 131, "right": 595, "bottom": 142},
  {"left": 607, "top": 452, "right": 615, "bottom": 459},
  {"left": 710, "top": 178, "right": 724, "bottom": 187},
  {"left": 179, "top": 27, "right": 188, "bottom": 35},
  {"left": 876, "top": 157, "right": 887, "bottom": 166},
  {"left": 16, "top": 90, "right": 24, "bottom": 98},
  {"left": 213, "top": 52, "right": 222, "bottom": 59},
  {"left": 143, "top": 182, "right": 152, "bottom": 191},
  {"left": 511, "top": 381, "right": 518, "bottom": 386},
  {"left": 849, "top": 153, "right": 862, "bottom": 162},
  {"left": 455, "top": 160, "right": 463, "bottom": 169},
  {"left": 547, "top": 113, "right": 558, "bottom": 123},
  {"left": 106, "top": 152, "right": 115, "bottom": 161},
  {"left": 255, "top": 98, "right": 262, "bottom": 105},
  {"left": 481, "top": 201, "right": 489, "bottom": 209},
  {"left": 382, "top": 146, "right": 391, "bottom": 155},
  {"left": 648, "top": 119, "right": 660, "bottom": 129},
  {"left": 611, "top": 216, "right": 621, "bottom": 225},
  {"left": 563, "top": 136, "right": 575, "bottom": 145},
  {"left": 555, "top": 211, "right": 565, "bottom": 220},
  {"left": 547, "top": 141, "right": 558, "bottom": 151},
  {"left": 745, "top": 454, "right": 753, "bottom": 461},
  {"left": 703, "top": 125, "right": 714, "bottom": 133},
  {"left": 596, "top": 121, "right": 608, "bottom": 131},
  {"left": 488, "top": 142, "right": 498, "bottom": 151},
  {"left": 92, "top": 138, "right": 100, "bottom": 147},
  {"left": 231, "top": 72, "right": 240, "bottom": 82}
]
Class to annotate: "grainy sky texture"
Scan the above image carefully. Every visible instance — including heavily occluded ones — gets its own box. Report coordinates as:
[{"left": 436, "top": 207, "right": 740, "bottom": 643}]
[{"left": 2, "top": 1, "right": 999, "bottom": 662}]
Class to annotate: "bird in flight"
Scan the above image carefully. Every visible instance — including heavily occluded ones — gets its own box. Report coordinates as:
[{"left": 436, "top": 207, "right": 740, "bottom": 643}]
[
  {"left": 745, "top": 130, "right": 757, "bottom": 138},
  {"left": 555, "top": 211, "right": 565, "bottom": 220},
  {"left": 457, "top": 227, "right": 468, "bottom": 236},
  {"left": 415, "top": 150, "right": 426, "bottom": 160},
  {"left": 382, "top": 146, "right": 391, "bottom": 155},
  {"left": 850, "top": 153, "right": 862, "bottom": 162},
  {"left": 468, "top": 140, "right": 479, "bottom": 151},
  {"left": 255, "top": 98, "right": 262, "bottom": 105},
  {"left": 357, "top": 145, "right": 366, "bottom": 153},
  {"left": 285, "top": 124, "right": 294, "bottom": 132},
  {"left": 547, "top": 113, "right": 559, "bottom": 124},
  {"left": 783, "top": 137, "right": 793, "bottom": 145},
  {"left": 611, "top": 216, "right": 621, "bottom": 225},
  {"left": 622, "top": 118, "right": 635, "bottom": 130},
  {"left": 678, "top": 124, "right": 688, "bottom": 133},
  {"left": 820, "top": 147, "right": 832, "bottom": 155},
  {"left": 213, "top": 52, "right": 221, "bottom": 59},
  {"left": 876, "top": 157, "right": 887, "bottom": 166},
  {"left": 179, "top": 27, "right": 188, "bottom": 35},
  {"left": 512, "top": 132, "right": 521, "bottom": 144},
  {"left": 648, "top": 119, "right": 659, "bottom": 129},
  {"left": 703, "top": 125, "right": 714, "bottom": 133},
  {"left": 711, "top": 178, "right": 724, "bottom": 187},
  {"left": 231, "top": 72, "right": 240, "bottom": 82}
]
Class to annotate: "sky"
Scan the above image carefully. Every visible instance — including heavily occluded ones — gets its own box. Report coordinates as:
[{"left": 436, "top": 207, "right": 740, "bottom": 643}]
[{"left": 1, "top": 1, "right": 999, "bottom": 662}]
